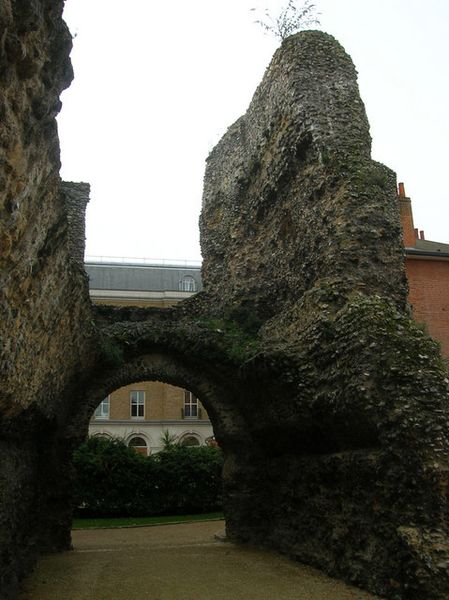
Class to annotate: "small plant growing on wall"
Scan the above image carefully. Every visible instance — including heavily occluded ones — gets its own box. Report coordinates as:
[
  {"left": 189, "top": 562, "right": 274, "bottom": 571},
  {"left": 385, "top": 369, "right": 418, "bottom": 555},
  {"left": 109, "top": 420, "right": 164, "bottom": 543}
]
[{"left": 251, "top": 0, "right": 320, "bottom": 41}]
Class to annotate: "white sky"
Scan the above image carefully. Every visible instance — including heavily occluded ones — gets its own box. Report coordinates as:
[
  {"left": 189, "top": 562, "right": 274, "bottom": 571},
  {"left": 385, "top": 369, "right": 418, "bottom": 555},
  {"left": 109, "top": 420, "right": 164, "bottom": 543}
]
[{"left": 58, "top": 0, "right": 449, "bottom": 262}]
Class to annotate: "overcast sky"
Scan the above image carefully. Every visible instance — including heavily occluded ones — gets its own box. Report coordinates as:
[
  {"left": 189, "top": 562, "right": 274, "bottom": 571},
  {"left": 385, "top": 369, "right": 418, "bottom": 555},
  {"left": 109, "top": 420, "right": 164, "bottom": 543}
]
[{"left": 58, "top": 0, "right": 449, "bottom": 262}]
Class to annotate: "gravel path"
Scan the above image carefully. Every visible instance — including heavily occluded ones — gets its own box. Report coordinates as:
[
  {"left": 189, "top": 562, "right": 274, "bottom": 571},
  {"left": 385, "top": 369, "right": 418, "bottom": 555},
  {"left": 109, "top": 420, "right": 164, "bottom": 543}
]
[{"left": 18, "top": 520, "right": 383, "bottom": 600}]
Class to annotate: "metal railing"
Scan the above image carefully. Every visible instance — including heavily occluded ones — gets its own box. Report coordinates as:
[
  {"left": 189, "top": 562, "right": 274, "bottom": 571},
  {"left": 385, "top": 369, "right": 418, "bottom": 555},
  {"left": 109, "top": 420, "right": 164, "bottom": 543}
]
[{"left": 85, "top": 255, "right": 202, "bottom": 268}]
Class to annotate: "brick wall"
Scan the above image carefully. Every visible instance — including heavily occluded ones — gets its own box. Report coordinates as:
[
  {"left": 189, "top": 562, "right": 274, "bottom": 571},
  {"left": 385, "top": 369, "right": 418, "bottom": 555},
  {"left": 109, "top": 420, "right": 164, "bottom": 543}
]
[
  {"left": 107, "top": 381, "right": 209, "bottom": 421},
  {"left": 398, "top": 182, "right": 416, "bottom": 248},
  {"left": 406, "top": 258, "right": 449, "bottom": 357},
  {"left": 399, "top": 183, "right": 449, "bottom": 358}
]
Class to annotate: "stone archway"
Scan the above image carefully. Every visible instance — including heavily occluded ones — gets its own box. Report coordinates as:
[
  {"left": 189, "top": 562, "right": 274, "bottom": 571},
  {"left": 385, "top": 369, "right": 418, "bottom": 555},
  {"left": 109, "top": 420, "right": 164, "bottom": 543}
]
[
  {"left": 1, "top": 5, "right": 449, "bottom": 599},
  {"left": 74, "top": 347, "right": 250, "bottom": 451},
  {"left": 66, "top": 345, "right": 258, "bottom": 549}
]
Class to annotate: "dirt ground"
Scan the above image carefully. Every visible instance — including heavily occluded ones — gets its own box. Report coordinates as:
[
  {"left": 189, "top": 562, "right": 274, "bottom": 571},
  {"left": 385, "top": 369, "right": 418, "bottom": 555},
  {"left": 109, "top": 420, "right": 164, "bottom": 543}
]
[{"left": 18, "top": 520, "right": 383, "bottom": 600}]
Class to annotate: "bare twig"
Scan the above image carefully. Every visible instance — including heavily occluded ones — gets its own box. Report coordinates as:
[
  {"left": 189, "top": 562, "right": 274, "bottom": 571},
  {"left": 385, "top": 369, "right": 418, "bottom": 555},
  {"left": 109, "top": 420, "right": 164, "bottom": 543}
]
[{"left": 251, "top": 0, "right": 320, "bottom": 41}]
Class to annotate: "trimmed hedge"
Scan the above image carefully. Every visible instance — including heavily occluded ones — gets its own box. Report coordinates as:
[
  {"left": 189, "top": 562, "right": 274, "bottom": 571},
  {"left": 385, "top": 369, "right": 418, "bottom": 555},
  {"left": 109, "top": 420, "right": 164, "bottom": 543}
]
[{"left": 72, "top": 437, "right": 223, "bottom": 517}]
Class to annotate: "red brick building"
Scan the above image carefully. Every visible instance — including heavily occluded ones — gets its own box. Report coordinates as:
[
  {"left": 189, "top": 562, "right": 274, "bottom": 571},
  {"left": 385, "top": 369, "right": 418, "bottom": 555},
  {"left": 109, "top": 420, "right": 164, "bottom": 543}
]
[{"left": 400, "top": 183, "right": 449, "bottom": 358}]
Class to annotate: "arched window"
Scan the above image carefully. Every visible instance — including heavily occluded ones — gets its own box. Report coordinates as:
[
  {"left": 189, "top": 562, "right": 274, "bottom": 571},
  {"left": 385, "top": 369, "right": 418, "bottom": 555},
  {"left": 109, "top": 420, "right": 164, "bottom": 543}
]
[
  {"left": 179, "top": 276, "right": 196, "bottom": 292},
  {"left": 180, "top": 435, "right": 200, "bottom": 447},
  {"left": 128, "top": 436, "right": 148, "bottom": 456}
]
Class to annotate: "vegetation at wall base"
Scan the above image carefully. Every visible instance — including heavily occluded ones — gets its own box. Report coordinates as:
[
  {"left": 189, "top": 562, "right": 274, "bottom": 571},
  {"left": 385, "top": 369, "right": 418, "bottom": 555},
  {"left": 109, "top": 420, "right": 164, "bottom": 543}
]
[
  {"left": 73, "top": 512, "right": 224, "bottom": 529},
  {"left": 73, "top": 436, "right": 223, "bottom": 518}
]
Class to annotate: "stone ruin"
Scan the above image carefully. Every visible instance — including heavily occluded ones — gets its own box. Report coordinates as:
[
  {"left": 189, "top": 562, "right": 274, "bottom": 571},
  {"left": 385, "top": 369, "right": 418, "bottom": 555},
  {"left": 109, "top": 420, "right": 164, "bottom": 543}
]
[{"left": 1, "top": 2, "right": 449, "bottom": 599}]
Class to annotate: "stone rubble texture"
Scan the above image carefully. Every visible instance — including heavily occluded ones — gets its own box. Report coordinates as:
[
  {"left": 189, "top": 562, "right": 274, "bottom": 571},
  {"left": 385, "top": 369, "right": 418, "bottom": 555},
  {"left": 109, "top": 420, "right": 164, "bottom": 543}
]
[
  {"left": 0, "top": 4, "right": 448, "bottom": 600},
  {"left": 0, "top": 1, "right": 98, "bottom": 596}
]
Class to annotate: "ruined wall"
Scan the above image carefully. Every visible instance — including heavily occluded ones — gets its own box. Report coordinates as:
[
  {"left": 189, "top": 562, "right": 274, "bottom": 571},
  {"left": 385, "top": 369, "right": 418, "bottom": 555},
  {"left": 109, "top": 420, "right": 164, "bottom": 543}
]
[
  {"left": 200, "top": 32, "right": 406, "bottom": 322},
  {"left": 1, "top": 9, "right": 448, "bottom": 600},
  {"left": 0, "top": 1, "right": 95, "bottom": 418},
  {"left": 198, "top": 32, "right": 449, "bottom": 600},
  {"left": 63, "top": 29, "right": 449, "bottom": 600},
  {"left": 0, "top": 2, "right": 97, "bottom": 596}
]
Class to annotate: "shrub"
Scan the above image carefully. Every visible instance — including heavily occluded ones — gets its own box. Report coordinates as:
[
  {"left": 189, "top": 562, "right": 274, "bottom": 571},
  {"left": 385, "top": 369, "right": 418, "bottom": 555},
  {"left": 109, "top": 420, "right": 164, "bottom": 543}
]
[
  {"left": 154, "top": 445, "right": 224, "bottom": 514},
  {"left": 73, "top": 437, "right": 223, "bottom": 518}
]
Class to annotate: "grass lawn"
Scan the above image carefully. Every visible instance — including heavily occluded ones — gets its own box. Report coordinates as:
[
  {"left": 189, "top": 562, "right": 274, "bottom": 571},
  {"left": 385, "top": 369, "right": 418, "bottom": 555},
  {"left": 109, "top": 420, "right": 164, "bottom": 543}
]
[{"left": 72, "top": 512, "right": 224, "bottom": 529}]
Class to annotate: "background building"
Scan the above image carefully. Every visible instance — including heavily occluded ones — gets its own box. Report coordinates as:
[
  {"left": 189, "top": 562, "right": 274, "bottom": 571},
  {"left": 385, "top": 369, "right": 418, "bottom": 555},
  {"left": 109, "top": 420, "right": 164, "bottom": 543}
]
[
  {"left": 86, "top": 260, "right": 214, "bottom": 454},
  {"left": 399, "top": 183, "right": 449, "bottom": 359}
]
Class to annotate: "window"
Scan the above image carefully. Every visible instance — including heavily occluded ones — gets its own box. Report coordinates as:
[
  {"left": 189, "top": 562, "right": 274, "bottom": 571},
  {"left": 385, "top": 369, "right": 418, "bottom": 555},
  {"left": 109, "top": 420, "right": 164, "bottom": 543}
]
[
  {"left": 183, "top": 391, "right": 198, "bottom": 419},
  {"left": 179, "top": 276, "right": 196, "bottom": 292},
  {"left": 94, "top": 396, "right": 109, "bottom": 419},
  {"left": 130, "top": 391, "right": 145, "bottom": 419},
  {"left": 128, "top": 436, "right": 148, "bottom": 456},
  {"left": 180, "top": 435, "right": 200, "bottom": 447}
]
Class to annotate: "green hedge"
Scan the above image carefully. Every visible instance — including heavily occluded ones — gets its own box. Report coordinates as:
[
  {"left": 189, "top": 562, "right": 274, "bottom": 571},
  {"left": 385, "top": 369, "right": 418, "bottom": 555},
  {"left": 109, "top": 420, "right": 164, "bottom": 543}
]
[{"left": 72, "top": 437, "right": 223, "bottom": 517}]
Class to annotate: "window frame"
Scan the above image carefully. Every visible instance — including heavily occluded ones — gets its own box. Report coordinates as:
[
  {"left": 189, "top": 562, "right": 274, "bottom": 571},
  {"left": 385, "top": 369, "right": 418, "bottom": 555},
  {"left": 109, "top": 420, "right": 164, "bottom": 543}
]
[
  {"left": 183, "top": 390, "right": 199, "bottom": 419},
  {"left": 179, "top": 276, "right": 196, "bottom": 293},
  {"left": 130, "top": 390, "right": 145, "bottom": 419},
  {"left": 94, "top": 396, "right": 110, "bottom": 420}
]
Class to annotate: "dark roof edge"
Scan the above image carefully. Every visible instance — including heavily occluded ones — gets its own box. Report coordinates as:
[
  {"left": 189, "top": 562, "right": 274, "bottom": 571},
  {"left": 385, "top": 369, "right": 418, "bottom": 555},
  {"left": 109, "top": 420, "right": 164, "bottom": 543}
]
[{"left": 405, "top": 248, "right": 449, "bottom": 259}]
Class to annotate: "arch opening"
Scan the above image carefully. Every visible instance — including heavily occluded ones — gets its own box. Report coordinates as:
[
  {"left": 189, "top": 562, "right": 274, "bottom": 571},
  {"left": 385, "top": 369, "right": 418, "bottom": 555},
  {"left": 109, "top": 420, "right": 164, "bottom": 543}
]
[
  {"left": 87, "top": 376, "right": 216, "bottom": 456},
  {"left": 128, "top": 436, "right": 148, "bottom": 456},
  {"left": 77, "top": 349, "right": 250, "bottom": 456},
  {"left": 179, "top": 434, "right": 201, "bottom": 447},
  {"left": 74, "top": 373, "right": 225, "bottom": 522}
]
